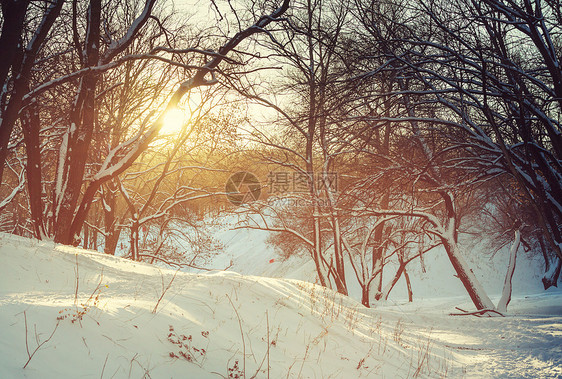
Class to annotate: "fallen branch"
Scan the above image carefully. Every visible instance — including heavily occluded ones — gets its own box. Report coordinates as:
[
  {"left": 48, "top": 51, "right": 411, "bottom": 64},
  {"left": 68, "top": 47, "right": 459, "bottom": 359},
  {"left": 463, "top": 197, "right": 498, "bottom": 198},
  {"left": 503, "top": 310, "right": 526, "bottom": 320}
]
[
  {"left": 23, "top": 311, "right": 60, "bottom": 369},
  {"left": 138, "top": 254, "right": 233, "bottom": 271},
  {"left": 449, "top": 307, "right": 504, "bottom": 317}
]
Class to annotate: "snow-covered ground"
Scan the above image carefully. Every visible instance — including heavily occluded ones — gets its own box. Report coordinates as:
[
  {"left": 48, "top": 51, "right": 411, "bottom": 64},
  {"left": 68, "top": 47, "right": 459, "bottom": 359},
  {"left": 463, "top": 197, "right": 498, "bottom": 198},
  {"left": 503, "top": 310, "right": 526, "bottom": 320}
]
[
  {"left": 1, "top": 231, "right": 562, "bottom": 378},
  {"left": 207, "top": 214, "right": 555, "bottom": 302}
]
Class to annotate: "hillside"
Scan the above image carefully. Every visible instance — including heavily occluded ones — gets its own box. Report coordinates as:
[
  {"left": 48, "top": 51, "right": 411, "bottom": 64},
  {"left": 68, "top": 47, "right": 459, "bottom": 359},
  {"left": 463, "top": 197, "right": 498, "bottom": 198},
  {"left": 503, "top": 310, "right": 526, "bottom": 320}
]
[{"left": 1, "top": 233, "right": 561, "bottom": 378}]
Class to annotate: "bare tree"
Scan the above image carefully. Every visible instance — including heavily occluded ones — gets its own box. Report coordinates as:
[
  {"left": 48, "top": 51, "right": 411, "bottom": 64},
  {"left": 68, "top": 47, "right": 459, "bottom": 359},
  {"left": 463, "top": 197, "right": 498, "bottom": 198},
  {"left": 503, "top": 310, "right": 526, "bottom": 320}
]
[
  {"left": 0, "top": 0, "right": 291, "bottom": 247},
  {"left": 0, "top": 0, "right": 64, "bottom": 187},
  {"left": 360, "top": 0, "right": 562, "bottom": 264},
  {"left": 238, "top": 0, "right": 355, "bottom": 293}
]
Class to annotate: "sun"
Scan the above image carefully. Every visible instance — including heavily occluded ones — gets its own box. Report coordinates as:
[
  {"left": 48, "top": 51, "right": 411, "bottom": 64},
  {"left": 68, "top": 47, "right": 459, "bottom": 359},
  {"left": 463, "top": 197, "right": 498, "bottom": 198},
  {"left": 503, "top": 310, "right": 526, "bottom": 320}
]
[{"left": 160, "top": 108, "right": 186, "bottom": 135}]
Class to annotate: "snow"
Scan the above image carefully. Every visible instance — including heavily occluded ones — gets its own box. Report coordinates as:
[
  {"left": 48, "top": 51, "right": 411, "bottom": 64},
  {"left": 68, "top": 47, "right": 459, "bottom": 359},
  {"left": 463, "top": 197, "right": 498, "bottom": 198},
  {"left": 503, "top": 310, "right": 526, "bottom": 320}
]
[
  {"left": 205, "top": 214, "right": 554, "bottom": 302},
  {"left": 103, "top": 0, "right": 155, "bottom": 63},
  {"left": 497, "top": 230, "right": 520, "bottom": 313},
  {"left": 0, "top": 170, "right": 25, "bottom": 211},
  {"left": 1, "top": 231, "right": 562, "bottom": 378},
  {"left": 54, "top": 128, "right": 70, "bottom": 220}
]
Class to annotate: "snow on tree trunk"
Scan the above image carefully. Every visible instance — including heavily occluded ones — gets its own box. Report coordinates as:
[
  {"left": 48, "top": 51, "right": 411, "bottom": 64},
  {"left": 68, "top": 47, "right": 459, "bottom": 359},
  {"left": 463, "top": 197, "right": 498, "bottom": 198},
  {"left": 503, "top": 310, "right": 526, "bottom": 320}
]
[
  {"left": 497, "top": 229, "right": 520, "bottom": 313},
  {"left": 442, "top": 237, "right": 495, "bottom": 310},
  {"left": 0, "top": 168, "right": 25, "bottom": 212},
  {"left": 330, "top": 213, "right": 347, "bottom": 295},
  {"left": 542, "top": 258, "right": 562, "bottom": 290},
  {"left": 382, "top": 264, "right": 404, "bottom": 301},
  {"left": 373, "top": 257, "right": 384, "bottom": 301}
]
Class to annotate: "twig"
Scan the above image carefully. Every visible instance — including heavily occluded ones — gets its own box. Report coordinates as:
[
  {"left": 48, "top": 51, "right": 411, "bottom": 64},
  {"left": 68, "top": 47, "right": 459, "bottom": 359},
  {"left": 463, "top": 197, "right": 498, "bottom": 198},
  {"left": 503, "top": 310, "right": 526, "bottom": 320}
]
[
  {"left": 138, "top": 254, "right": 233, "bottom": 271},
  {"left": 226, "top": 294, "right": 245, "bottom": 379},
  {"left": 267, "top": 311, "right": 270, "bottom": 379},
  {"left": 152, "top": 268, "right": 179, "bottom": 314},
  {"left": 413, "top": 330, "right": 432, "bottom": 377},
  {"left": 71, "top": 269, "right": 104, "bottom": 327},
  {"left": 82, "top": 337, "right": 90, "bottom": 355},
  {"left": 100, "top": 353, "right": 109, "bottom": 378},
  {"left": 74, "top": 254, "right": 79, "bottom": 305},
  {"left": 23, "top": 311, "right": 60, "bottom": 369},
  {"left": 24, "top": 311, "right": 30, "bottom": 359},
  {"left": 128, "top": 353, "right": 138, "bottom": 378},
  {"left": 250, "top": 311, "right": 270, "bottom": 378},
  {"left": 449, "top": 307, "right": 504, "bottom": 317},
  {"left": 297, "top": 343, "right": 311, "bottom": 378}
]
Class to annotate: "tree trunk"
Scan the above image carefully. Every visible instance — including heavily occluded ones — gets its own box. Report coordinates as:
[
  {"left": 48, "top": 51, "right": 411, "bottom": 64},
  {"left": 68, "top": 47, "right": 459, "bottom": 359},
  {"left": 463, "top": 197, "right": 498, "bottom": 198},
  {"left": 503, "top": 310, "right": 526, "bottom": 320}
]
[
  {"left": 0, "top": 0, "right": 29, "bottom": 184},
  {"left": 331, "top": 213, "right": 347, "bottom": 295},
  {"left": 130, "top": 220, "right": 139, "bottom": 261},
  {"left": 361, "top": 285, "right": 370, "bottom": 308},
  {"left": 53, "top": 0, "right": 102, "bottom": 244},
  {"left": 0, "top": 0, "right": 63, "bottom": 184},
  {"left": 83, "top": 223, "right": 90, "bottom": 249},
  {"left": 105, "top": 229, "right": 121, "bottom": 255},
  {"left": 542, "top": 258, "right": 562, "bottom": 290},
  {"left": 383, "top": 264, "right": 404, "bottom": 301},
  {"left": 0, "top": 0, "right": 28, "bottom": 85},
  {"left": 102, "top": 181, "right": 121, "bottom": 255},
  {"left": 538, "top": 235, "right": 551, "bottom": 274},
  {"left": 21, "top": 105, "right": 45, "bottom": 239},
  {"left": 497, "top": 229, "right": 519, "bottom": 313},
  {"left": 404, "top": 268, "right": 413, "bottom": 302},
  {"left": 373, "top": 257, "right": 384, "bottom": 300},
  {"left": 442, "top": 238, "right": 495, "bottom": 310},
  {"left": 441, "top": 191, "right": 495, "bottom": 310}
]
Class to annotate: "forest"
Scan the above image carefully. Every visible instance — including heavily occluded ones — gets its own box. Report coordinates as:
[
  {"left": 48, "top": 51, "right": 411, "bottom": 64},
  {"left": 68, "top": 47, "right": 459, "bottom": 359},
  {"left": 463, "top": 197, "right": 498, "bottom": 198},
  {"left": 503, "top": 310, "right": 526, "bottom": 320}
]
[{"left": 0, "top": 0, "right": 561, "bottom": 315}]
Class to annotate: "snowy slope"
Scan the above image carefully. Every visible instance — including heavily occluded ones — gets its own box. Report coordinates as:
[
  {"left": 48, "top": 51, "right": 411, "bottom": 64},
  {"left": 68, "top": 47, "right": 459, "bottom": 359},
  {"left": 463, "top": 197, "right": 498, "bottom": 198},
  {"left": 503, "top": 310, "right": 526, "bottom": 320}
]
[
  {"left": 1, "top": 233, "right": 562, "bottom": 378},
  {"left": 208, "top": 214, "right": 556, "bottom": 303},
  {"left": 207, "top": 216, "right": 318, "bottom": 281}
]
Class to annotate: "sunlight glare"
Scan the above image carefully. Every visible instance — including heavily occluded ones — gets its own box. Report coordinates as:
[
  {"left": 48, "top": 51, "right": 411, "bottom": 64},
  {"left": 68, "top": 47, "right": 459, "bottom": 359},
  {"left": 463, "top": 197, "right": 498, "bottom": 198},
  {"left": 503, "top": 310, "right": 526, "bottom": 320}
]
[{"left": 161, "top": 108, "right": 186, "bottom": 135}]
